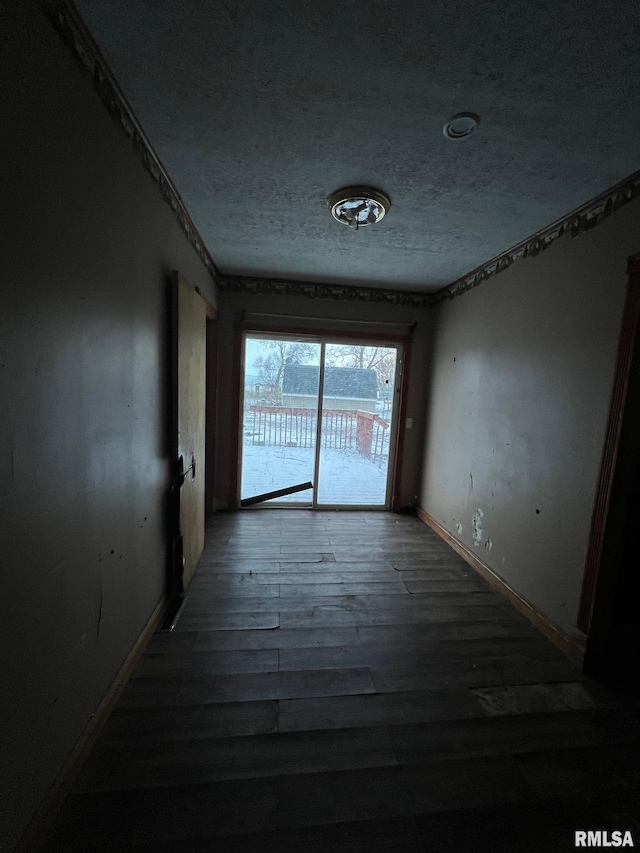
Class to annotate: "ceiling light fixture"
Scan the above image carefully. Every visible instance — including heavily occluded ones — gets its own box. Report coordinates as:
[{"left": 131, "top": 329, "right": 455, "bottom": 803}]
[
  {"left": 443, "top": 112, "right": 480, "bottom": 140},
  {"left": 327, "top": 186, "right": 391, "bottom": 230}
]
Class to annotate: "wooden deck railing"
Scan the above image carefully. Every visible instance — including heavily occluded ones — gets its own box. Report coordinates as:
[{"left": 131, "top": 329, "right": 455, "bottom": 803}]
[{"left": 245, "top": 406, "right": 389, "bottom": 463}]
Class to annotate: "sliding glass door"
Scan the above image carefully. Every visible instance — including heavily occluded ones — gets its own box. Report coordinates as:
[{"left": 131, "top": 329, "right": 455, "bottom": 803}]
[
  {"left": 316, "top": 342, "right": 399, "bottom": 506},
  {"left": 240, "top": 333, "right": 401, "bottom": 508},
  {"left": 241, "top": 335, "right": 321, "bottom": 505}
]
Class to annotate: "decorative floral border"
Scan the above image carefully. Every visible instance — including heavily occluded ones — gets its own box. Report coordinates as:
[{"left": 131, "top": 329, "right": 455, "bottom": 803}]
[
  {"left": 432, "top": 171, "right": 640, "bottom": 305},
  {"left": 47, "top": 0, "right": 640, "bottom": 306},
  {"left": 45, "top": 0, "right": 219, "bottom": 281},
  {"left": 217, "top": 276, "right": 430, "bottom": 307},
  {"left": 219, "top": 170, "right": 640, "bottom": 306}
]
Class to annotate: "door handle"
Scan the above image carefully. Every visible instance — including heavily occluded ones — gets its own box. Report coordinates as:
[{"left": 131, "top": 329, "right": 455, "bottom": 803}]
[{"left": 176, "top": 454, "right": 196, "bottom": 486}]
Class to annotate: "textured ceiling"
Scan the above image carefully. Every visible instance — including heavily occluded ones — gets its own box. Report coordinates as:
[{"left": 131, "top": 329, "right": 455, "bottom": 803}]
[{"left": 75, "top": 0, "right": 640, "bottom": 292}]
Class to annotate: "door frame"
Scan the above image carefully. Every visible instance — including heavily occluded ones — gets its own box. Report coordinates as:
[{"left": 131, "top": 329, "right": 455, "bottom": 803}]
[
  {"left": 232, "top": 324, "right": 412, "bottom": 511},
  {"left": 576, "top": 251, "right": 640, "bottom": 668},
  {"left": 204, "top": 310, "right": 218, "bottom": 515},
  {"left": 162, "top": 273, "right": 214, "bottom": 630}
]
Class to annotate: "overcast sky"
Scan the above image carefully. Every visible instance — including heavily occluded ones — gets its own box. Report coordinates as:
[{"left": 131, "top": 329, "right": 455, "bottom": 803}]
[{"left": 245, "top": 338, "right": 262, "bottom": 373}]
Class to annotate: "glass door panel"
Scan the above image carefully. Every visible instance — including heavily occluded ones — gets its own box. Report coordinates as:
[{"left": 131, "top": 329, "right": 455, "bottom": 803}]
[
  {"left": 316, "top": 343, "right": 399, "bottom": 507},
  {"left": 240, "top": 335, "right": 321, "bottom": 505}
]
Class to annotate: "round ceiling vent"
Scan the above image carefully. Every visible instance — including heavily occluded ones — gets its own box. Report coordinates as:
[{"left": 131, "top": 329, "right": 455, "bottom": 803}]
[
  {"left": 327, "top": 186, "right": 391, "bottom": 229},
  {"left": 443, "top": 112, "right": 480, "bottom": 140}
]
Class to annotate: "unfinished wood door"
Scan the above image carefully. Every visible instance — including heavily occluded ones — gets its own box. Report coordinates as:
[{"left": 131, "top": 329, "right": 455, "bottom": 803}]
[{"left": 176, "top": 272, "right": 206, "bottom": 588}]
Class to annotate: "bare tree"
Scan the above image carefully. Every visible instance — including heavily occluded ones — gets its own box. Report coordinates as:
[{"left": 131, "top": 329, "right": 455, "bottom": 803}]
[
  {"left": 326, "top": 345, "right": 396, "bottom": 391},
  {"left": 254, "top": 340, "right": 317, "bottom": 400}
]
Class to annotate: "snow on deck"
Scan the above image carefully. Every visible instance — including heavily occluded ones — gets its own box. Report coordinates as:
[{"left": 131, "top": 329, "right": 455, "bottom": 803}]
[{"left": 240, "top": 444, "right": 388, "bottom": 506}]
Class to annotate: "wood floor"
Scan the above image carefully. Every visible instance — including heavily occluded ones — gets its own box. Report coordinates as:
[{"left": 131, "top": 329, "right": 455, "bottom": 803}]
[{"left": 44, "top": 511, "right": 640, "bottom": 851}]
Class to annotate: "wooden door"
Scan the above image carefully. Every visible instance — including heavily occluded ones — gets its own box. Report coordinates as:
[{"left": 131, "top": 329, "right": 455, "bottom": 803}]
[
  {"left": 581, "top": 253, "right": 640, "bottom": 684},
  {"left": 175, "top": 272, "right": 206, "bottom": 588}
]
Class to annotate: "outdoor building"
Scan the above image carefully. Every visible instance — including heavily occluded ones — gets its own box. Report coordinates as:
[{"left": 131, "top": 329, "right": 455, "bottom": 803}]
[
  {"left": 282, "top": 364, "right": 378, "bottom": 412},
  {"left": 243, "top": 372, "right": 261, "bottom": 390}
]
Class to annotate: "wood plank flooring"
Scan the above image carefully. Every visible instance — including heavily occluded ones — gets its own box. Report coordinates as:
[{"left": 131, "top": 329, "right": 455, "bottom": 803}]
[{"left": 43, "top": 511, "right": 640, "bottom": 852}]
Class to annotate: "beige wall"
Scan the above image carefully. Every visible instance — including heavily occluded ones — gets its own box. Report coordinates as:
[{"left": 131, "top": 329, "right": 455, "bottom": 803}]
[
  {"left": 419, "top": 197, "right": 640, "bottom": 637},
  {"left": 1, "top": 3, "right": 216, "bottom": 848},
  {"left": 216, "top": 290, "right": 431, "bottom": 508}
]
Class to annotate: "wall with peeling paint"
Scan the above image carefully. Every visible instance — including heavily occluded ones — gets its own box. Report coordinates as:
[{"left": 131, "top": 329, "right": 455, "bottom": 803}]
[
  {"left": 0, "top": 4, "right": 216, "bottom": 850},
  {"left": 420, "top": 195, "right": 640, "bottom": 637}
]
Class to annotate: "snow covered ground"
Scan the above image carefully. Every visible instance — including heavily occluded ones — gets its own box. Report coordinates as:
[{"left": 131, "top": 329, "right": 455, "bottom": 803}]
[{"left": 241, "top": 444, "right": 388, "bottom": 505}]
